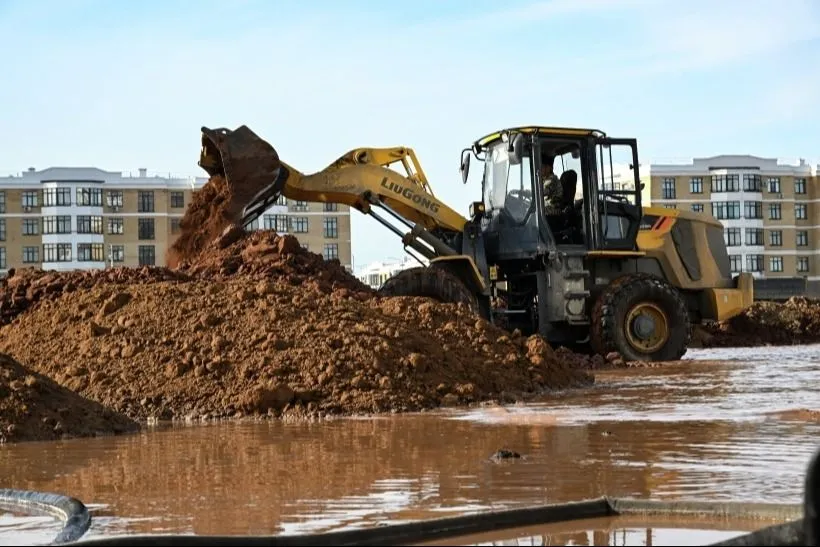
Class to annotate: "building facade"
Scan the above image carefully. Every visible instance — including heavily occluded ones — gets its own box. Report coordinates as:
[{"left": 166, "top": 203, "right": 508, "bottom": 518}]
[
  {"left": 0, "top": 166, "right": 352, "bottom": 275},
  {"left": 356, "top": 257, "right": 419, "bottom": 289},
  {"left": 648, "top": 155, "right": 819, "bottom": 280}
]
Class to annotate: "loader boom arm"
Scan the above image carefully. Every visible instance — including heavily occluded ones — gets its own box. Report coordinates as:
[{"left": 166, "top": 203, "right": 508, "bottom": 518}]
[{"left": 198, "top": 125, "right": 469, "bottom": 260}]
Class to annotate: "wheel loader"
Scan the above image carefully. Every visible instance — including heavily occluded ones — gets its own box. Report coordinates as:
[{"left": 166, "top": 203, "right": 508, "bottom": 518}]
[{"left": 197, "top": 125, "right": 754, "bottom": 361}]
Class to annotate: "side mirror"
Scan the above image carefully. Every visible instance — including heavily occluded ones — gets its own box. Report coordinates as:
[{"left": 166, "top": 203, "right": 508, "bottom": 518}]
[
  {"left": 509, "top": 133, "right": 525, "bottom": 165},
  {"left": 459, "top": 149, "right": 471, "bottom": 184}
]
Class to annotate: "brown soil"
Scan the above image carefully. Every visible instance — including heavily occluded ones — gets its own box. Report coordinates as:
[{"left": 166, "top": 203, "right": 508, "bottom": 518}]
[
  {"left": 167, "top": 174, "right": 276, "bottom": 268},
  {"left": 766, "top": 409, "right": 820, "bottom": 422},
  {"left": 0, "top": 231, "right": 595, "bottom": 424},
  {"left": 0, "top": 353, "right": 138, "bottom": 444},
  {"left": 697, "top": 297, "right": 820, "bottom": 348}
]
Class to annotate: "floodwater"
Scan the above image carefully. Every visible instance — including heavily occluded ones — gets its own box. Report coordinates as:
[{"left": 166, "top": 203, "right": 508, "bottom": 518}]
[{"left": 2, "top": 344, "right": 819, "bottom": 546}]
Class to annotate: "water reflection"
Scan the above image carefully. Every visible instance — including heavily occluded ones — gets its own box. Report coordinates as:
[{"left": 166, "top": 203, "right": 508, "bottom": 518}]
[{"left": 0, "top": 345, "right": 817, "bottom": 542}]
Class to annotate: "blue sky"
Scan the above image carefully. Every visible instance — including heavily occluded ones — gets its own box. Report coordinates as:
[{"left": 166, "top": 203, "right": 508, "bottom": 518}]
[{"left": 1, "top": 0, "right": 819, "bottom": 268}]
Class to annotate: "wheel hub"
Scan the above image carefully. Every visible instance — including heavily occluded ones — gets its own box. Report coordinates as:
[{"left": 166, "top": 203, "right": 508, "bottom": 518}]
[{"left": 625, "top": 302, "right": 669, "bottom": 354}]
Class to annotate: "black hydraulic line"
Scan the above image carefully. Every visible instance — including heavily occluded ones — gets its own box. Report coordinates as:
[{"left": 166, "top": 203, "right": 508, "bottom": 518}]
[{"left": 0, "top": 488, "right": 91, "bottom": 545}]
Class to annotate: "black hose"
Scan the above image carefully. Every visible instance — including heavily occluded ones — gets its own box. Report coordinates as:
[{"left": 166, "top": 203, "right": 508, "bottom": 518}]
[
  {"left": 65, "top": 498, "right": 804, "bottom": 547},
  {"left": 0, "top": 488, "right": 90, "bottom": 545}
]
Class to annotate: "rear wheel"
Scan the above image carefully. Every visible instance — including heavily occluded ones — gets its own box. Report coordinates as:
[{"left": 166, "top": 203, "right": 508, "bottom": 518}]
[
  {"left": 590, "top": 274, "right": 691, "bottom": 362},
  {"left": 378, "top": 266, "right": 479, "bottom": 313}
]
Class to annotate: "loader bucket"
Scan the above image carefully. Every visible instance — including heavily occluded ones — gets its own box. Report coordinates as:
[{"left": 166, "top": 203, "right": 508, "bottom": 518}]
[{"left": 198, "top": 125, "right": 286, "bottom": 227}]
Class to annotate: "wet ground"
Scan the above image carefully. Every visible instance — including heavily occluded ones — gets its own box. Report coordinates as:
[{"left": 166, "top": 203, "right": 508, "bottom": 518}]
[{"left": 2, "top": 344, "right": 819, "bottom": 545}]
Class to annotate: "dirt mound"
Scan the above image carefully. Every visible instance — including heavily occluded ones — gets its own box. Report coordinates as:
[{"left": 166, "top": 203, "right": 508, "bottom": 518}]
[
  {"left": 0, "top": 353, "right": 138, "bottom": 444},
  {"left": 167, "top": 173, "right": 277, "bottom": 268},
  {"left": 0, "top": 275, "right": 594, "bottom": 422},
  {"left": 175, "top": 229, "right": 372, "bottom": 294},
  {"left": 0, "top": 266, "right": 188, "bottom": 327},
  {"left": 0, "top": 230, "right": 370, "bottom": 329},
  {"left": 698, "top": 297, "right": 820, "bottom": 348}
]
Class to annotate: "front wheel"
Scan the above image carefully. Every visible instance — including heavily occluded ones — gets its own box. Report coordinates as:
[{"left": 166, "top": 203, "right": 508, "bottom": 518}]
[
  {"left": 377, "top": 266, "right": 479, "bottom": 314},
  {"left": 590, "top": 274, "right": 691, "bottom": 362}
]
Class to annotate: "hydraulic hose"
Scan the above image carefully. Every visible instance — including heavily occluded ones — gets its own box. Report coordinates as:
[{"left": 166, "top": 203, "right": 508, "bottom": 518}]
[{"left": 0, "top": 488, "right": 90, "bottom": 545}]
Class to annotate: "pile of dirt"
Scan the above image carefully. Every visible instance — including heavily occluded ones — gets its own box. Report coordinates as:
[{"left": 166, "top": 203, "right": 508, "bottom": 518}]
[
  {"left": 0, "top": 268, "right": 595, "bottom": 422},
  {"left": 697, "top": 297, "right": 820, "bottom": 348},
  {"left": 0, "top": 231, "right": 370, "bottom": 329},
  {"left": 167, "top": 172, "right": 278, "bottom": 268},
  {"left": 0, "top": 353, "right": 138, "bottom": 444},
  {"left": 0, "top": 266, "right": 189, "bottom": 327}
]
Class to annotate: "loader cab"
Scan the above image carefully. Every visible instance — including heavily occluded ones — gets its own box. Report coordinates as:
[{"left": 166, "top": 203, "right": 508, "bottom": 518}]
[{"left": 474, "top": 127, "right": 643, "bottom": 258}]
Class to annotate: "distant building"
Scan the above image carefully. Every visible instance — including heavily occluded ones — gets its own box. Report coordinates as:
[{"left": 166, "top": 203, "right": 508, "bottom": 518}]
[
  {"left": 0, "top": 166, "right": 352, "bottom": 275},
  {"left": 647, "top": 155, "right": 819, "bottom": 280},
  {"left": 356, "top": 257, "right": 420, "bottom": 289}
]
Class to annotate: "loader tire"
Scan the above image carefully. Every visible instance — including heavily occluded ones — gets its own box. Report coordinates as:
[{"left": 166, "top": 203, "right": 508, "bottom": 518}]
[
  {"left": 590, "top": 273, "right": 691, "bottom": 362},
  {"left": 378, "top": 266, "right": 479, "bottom": 313}
]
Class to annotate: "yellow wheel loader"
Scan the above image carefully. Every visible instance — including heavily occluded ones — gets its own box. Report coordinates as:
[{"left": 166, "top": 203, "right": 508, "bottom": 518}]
[{"left": 197, "top": 125, "right": 753, "bottom": 361}]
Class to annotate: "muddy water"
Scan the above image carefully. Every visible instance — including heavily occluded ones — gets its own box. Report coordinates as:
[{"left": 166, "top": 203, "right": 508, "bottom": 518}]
[{"left": 1, "top": 345, "right": 819, "bottom": 545}]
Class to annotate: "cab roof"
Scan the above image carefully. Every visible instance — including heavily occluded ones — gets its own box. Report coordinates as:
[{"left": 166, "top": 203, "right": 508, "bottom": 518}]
[{"left": 474, "top": 126, "right": 606, "bottom": 149}]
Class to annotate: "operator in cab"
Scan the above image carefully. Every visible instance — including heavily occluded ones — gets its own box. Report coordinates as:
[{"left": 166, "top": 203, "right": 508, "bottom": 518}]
[{"left": 539, "top": 152, "right": 563, "bottom": 216}]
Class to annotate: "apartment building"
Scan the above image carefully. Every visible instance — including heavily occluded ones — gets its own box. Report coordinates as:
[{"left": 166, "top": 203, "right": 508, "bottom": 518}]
[
  {"left": 0, "top": 166, "right": 352, "bottom": 275},
  {"left": 356, "top": 256, "right": 419, "bottom": 289},
  {"left": 648, "top": 155, "right": 819, "bottom": 279}
]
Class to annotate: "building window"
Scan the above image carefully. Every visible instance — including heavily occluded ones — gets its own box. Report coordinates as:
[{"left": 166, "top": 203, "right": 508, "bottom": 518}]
[
  {"left": 0, "top": 191, "right": 5, "bottom": 214},
  {"left": 110, "top": 245, "right": 125, "bottom": 263},
  {"left": 42, "top": 215, "right": 72, "bottom": 234},
  {"left": 138, "top": 191, "right": 155, "bottom": 213},
  {"left": 711, "top": 201, "right": 741, "bottom": 220},
  {"left": 324, "top": 202, "right": 339, "bottom": 212},
  {"left": 691, "top": 203, "right": 704, "bottom": 213},
  {"left": 729, "top": 255, "right": 742, "bottom": 273},
  {"left": 263, "top": 214, "right": 288, "bottom": 233},
  {"left": 22, "top": 246, "right": 39, "bottom": 263},
  {"left": 138, "top": 218, "right": 155, "bottom": 240},
  {"left": 797, "top": 230, "right": 809, "bottom": 247},
  {"left": 769, "top": 256, "right": 784, "bottom": 273},
  {"left": 138, "top": 245, "right": 156, "bottom": 266},
  {"left": 77, "top": 215, "right": 103, "bottom": 234},
  {"left": 107, "top": 190, "right": 124, "bottom": 209},
  {"left": 797, "top": 257, "right": 809, "bottom": 273},
  {"left": 76, "top": 187, "right": 102, "bottom": 207},
  {"left": 0, "top": 219, "right": 4, "bottom": 241},
  {"left": 323, "top": 217, "right": 338, "bottom": 238},
  {"left": 170, "top": 191, "right": 185, "bottom": 208},
  {"left": 43, "top": 188, "right": 72, "bottom": 206},
  {"left": 43, "top": 243, "right": 72, "bottom": 262},
  {"left": 769, "top": 230, "right": 782, "bottom": 247},
  {"left": 275, "top": 196, "right": 287, "bottom": 206},
  {"left": 746, "top": 254, "right": 764, "bottom": 272},
  {"left": 663, "top": 204, "right": 676, "bottom": 209},
  {"left": 742, "top": 174, "right": 761, "bottom": 192},
  {"left": 713, "top": 174, "right": 740, "bottom": 192},
  {"left": 795, "top": 178, "right": 807, "bottom": 195},
  {"left": 689, "top": 177, "right": 703, "bottom": 194},
  {"left": 22, "top": 190, "right": 39, "bottom": 208},
  {"left": 724, "top": 227, "right": 741, "bottom": 247},
  {"left": 0, "top": 247, "right": 5, "bottom": 269},
  {"left": 22, "top": 218, "right": 39, "bottom": 236},
  {"left": 292, "top": 217, "right": 309, "bottom": 233},
  {"left": 292, "top": 200, "right": 309, "bottom": 211},
  {"left": 795, "top": 203, "right": 807, "bottom": 220},
  {"left": 662, "top": 177, "right": 675, "bottom": 199},
  {"left": 171, "top": 218, "right": 181, "bottom": 234},
  {"left": 745, "top": 228, "right": 764, "bottom": 246},
  {"left": 77, "top": 243, "right": 105, "bottom": 262},
  {"left": 767, "top": 177, "right": 781, "bottom": 194},
  {"left": 107, "top": 217, "right": 124, "bottom": 234},
  {"left": 744, "top": 201, "right": 762, "bottom": 219},
  {"left": 768, "top": 203, "right": 781, "bottom": 220},
  {"left": 323, "top": 243, "right": 339, "bottom": 261}
]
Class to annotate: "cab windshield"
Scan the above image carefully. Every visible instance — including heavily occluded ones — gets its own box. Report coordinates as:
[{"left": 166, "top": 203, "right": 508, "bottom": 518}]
[{"left": 482, "top": 141, "right": 534, "bottom": 223}]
